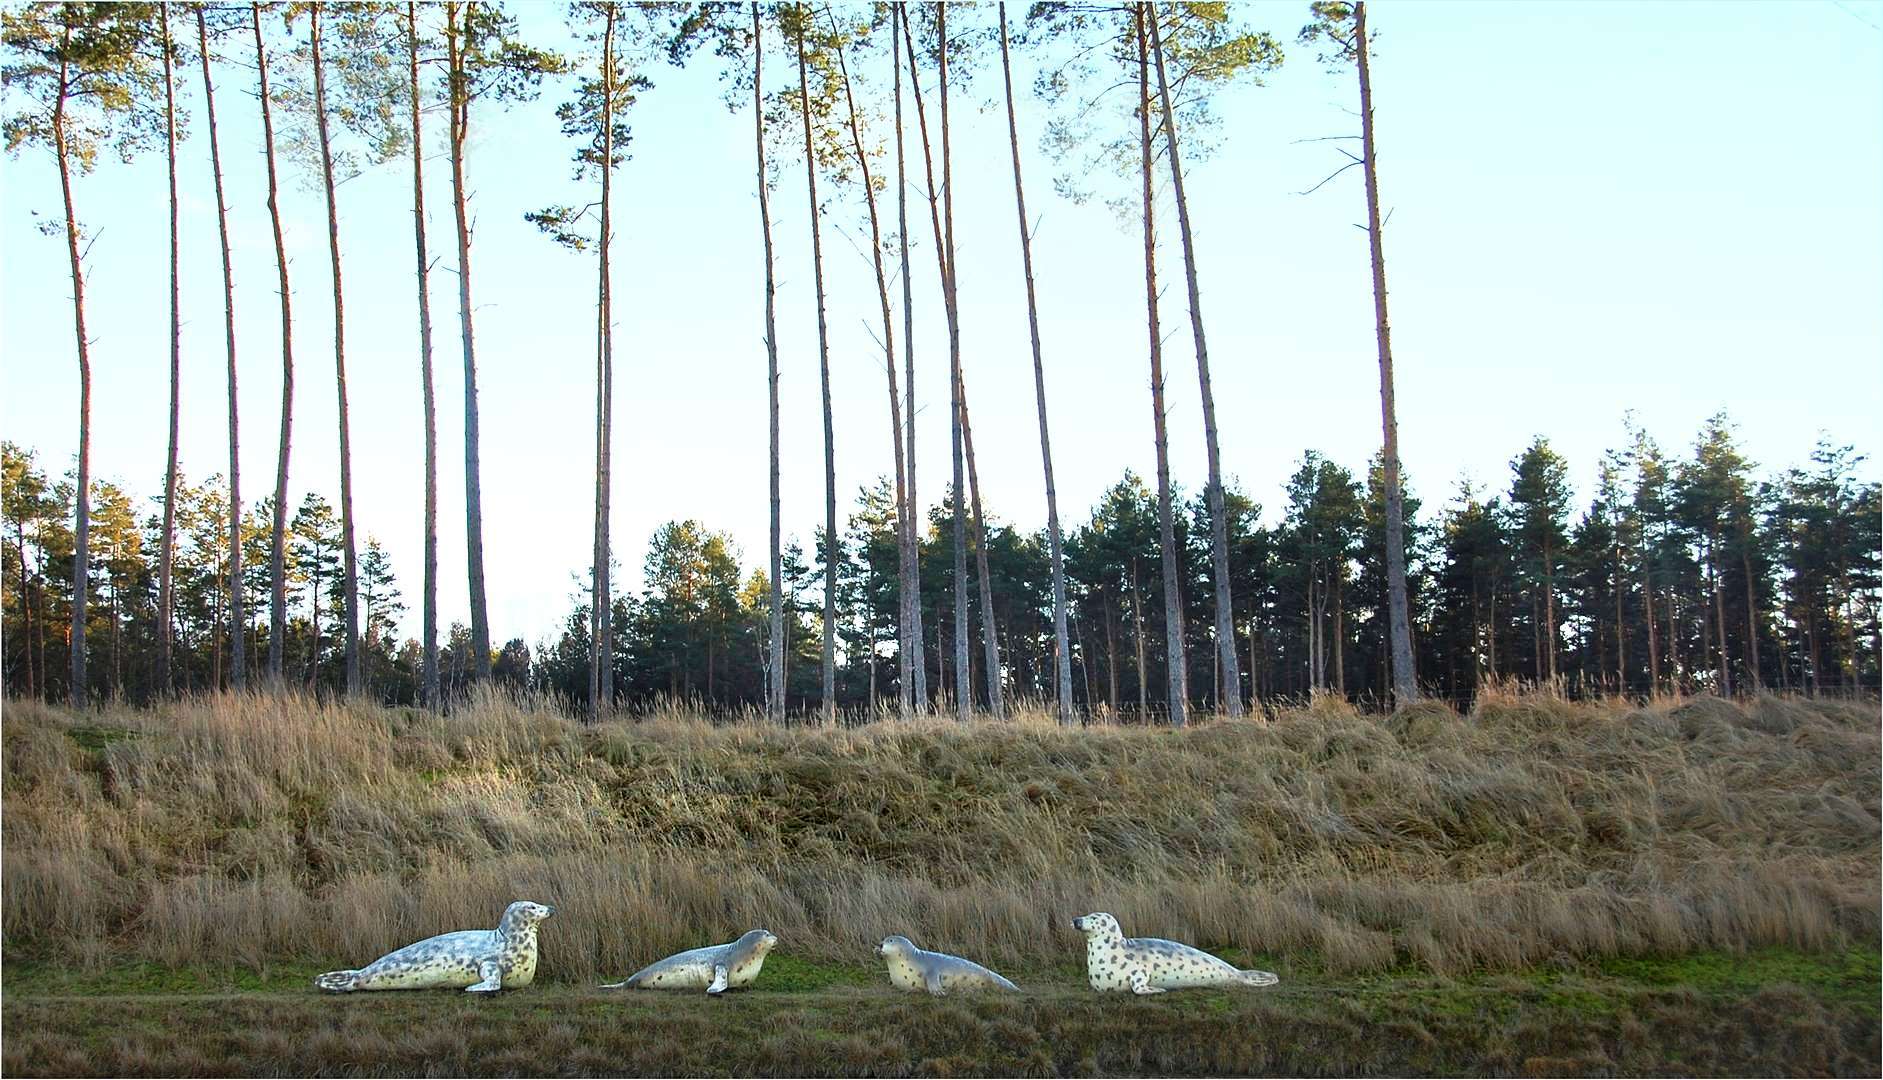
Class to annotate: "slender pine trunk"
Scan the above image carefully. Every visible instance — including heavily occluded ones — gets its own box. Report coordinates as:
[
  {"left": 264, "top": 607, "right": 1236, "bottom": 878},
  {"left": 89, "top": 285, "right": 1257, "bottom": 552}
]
[
  {"left": 198, "top": 9, "right": 245, "bottom": 692},
  {"left": 752, "top": 2, "right": 785, "bottom": 722},
  {"left": 446, "top": 0, "right": 492, "bottom": 680},
  {"left": 1351, "top": 1, "right": 1416, "bottom": 704},
  {"left": 1134, "top": 4, "right": 1185, "bottom": 726},
  {"left": 956, "top": 383, "right": 1003, "bottom": 716},
  {"left": 827, "top": 8, "right": 911, "bottom": 719},
  {"left": 893, "top": 6, "right": 926, "bottom": 711},
  {"left": 53, "top": 37, "right": 90, "bottom": 708},
  {"left": 252, "top": 2, "right": 295, "bottom": 686},
  {"left": 406, "top": 1, "right": 440, "bottom": 709},
  {"left": 1147, "top": 7, "right": 1240, "bottom": 716},
  {"left": 1740, "top": 513, "right": 1760, "bottom": 689},
  {"left": 999, "top": 2, "right": 1072, "bottom": 723},
  {"left": 156, "top": 5, "right": 181, "bottom": 696},
  {"left": 310, "top": 8, "right": 361, "bottom": 696},
  {"left": 933, "top": 4, "right": 998, "bottom": 717},
  {"left": 588, "top": 4, "right": 618, "bottom": 723},
  {"left": 897, "top": 8, "right": 969, "bottom": 720},
  {"left": 1130, "top": 560, "right": 1147, "bottom": 715},
  {"left": 792, "top": 8, "right": 838, "bottom": 725}
]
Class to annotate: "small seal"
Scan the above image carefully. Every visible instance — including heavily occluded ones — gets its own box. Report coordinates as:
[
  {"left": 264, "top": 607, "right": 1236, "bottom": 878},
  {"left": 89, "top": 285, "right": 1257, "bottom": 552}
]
[
  {"left": 876, "top": 934, "right": 1019, "bottom": 995},
  {"left": 1071, "top": 912, "right": 1278, "bottom": 995},
  {"left": 601, "top": 929, "right": 778, "bottom": 994},
  {"left": 315, "top": 900, "right": 556, "bottom": 993}
]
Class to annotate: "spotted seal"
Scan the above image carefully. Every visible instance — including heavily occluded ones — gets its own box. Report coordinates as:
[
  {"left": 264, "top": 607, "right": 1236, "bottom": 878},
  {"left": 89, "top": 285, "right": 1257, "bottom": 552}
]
[
  {"left": 601, "top": 928, "right": 778, "bottom": 994},
  {"left": 876, "top": 934, "right": 1019, "bottom": 995},
  {"left": 1071, "top": 912, "right": 1278, "bottom": 994},
  {"left": 314, "top": 901, "right": 556, "bottom": 993}
]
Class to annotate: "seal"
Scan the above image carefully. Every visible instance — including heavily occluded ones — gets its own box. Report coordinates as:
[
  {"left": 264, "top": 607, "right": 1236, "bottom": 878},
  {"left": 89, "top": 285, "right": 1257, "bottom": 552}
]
[
  {"left": 601, "top": 929, "right": 778, "bottom": 994},
  {"left": 876, "top": 934, "right": 1019, "bottom": 995},
  {"left": 1070, "top": 912, "right": 1278, "bottom": 995},
  {"left": 314, "top": 900, "right": 556, "bottom": 993}
]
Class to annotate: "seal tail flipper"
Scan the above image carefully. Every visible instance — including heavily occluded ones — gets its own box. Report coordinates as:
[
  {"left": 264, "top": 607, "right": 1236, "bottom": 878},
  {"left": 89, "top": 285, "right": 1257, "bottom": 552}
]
[
  {"left": 1239, "top": 968, "right": 1279, "bottom": 987},
  {"left": 314, "top": 970, "right": 361, "bottom": 993},
  {"left": 598, "top": 979, "right": 630, "bottom": 990}
]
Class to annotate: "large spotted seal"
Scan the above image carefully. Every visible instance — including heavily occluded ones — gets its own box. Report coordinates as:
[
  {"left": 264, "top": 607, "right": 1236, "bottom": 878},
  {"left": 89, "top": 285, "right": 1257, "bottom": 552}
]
[
  {"left": 315, "top": 901, "right": 556, "bottom": 993},
  {"left": 876, "top": 934, "right": 1019, "bottom": 995},
  {"left": 1071, "top": 912, "right": 1278, "bottom": 995},
  {"left": 601, "top": 929, "right": 778, "bottom": 994}
]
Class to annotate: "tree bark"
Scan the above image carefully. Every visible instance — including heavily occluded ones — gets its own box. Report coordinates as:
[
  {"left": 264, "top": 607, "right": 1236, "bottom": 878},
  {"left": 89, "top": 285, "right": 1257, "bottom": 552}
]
[
  {"left": 1134, "top": 3, "right": 1186, "bottom": 726},
  {"left": 1349, "top": 1, "right": 1417, "bottom": 704},
  {"left": 53, "top": 31, "right": 90, "bottom": 707},
  {"left": 406, "top": 1, "right": 440, "bottom": 709},
  {"left": 956, "top": 382, "right": 1004, "bottom": 717},
  {"left": 1147, "top": 7, "right": 1241, "bottom": 716},
  {"left": 752, "top": 2, "right": 785, "bottom": 722},
  {"left": 198, "top": 8, "right": 244, "bottom": 691},
  {"left": 252, "top": 2, "right": 294, "bottom": 687},
  {"left": 157, "top": 4, "right": 180, "bottom": 696},
  {"left": 827, "top": 8, "right": 911, "bottom": 719},
  {"left": 446, "top": 0, "right": 492, "bottom": 681},
  {"left": 792, "top": 8, "right": 838, "bottom": 725},
  {"left": 896, "top": 8, "right": 968, "bottom": 720},
  {"left": 892, "top": 7, "right": 926, "bottom": 712},
  {"left": 999, "top": 2, "right": 1073, "bottom": 723},
  {"left": 310, "top": 6, "right": 362, "bottom": 697},
  {"left": 1130, "top": 560, "right": 1147, "bottom": 715},
  {"left": 1740, "top": 511, "right": 1760, "bottom": 689},
  {"left": 589, "top": 3, "right": 618, "bottom": 723}
]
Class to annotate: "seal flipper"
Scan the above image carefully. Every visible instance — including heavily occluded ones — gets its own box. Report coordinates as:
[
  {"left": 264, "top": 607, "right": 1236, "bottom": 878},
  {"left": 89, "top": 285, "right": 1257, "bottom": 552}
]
[
  {"left": 315, "top": 970, "right": 361, "bottom": 993},
  {"left": 1128, "top": 969, "right": 1165, "bottom": 995},
  {"left": 1239, "top": 968, "right": 1279, "bottom": 987},
  {"left": 706, "top": 964, "right": 729, "bottom": 995},
  {"left": 466, "top": 959, "right": 504, "bottom": 993},
  {"left": 924, "top": 968, "right": 946, "bottom": 996}
]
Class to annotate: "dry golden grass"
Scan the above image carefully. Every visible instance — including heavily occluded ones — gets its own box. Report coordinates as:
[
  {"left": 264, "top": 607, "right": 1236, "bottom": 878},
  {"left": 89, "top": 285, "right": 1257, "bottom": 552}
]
[{"left": 3, "top": 688, "right": 1877, "bottom": 984}]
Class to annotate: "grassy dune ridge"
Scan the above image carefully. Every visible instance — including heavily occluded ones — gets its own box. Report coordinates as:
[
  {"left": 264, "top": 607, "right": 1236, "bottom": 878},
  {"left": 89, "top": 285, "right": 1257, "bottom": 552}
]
[{"left": 4, "top": 689, "right": 1876, "bottom": 989}]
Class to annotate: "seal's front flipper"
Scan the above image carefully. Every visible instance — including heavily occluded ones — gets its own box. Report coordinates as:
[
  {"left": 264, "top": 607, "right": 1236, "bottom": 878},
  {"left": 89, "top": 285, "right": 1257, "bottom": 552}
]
[
  {"left": 924, "top": 969, "right": 947, "bottom": 997},
  {"left": 1128, "top": 970, "right": 1165, "bottom": 995},
  {"left": 315, "top": 970, "right": 360, "bottom": 993},
  {"left": 466, "top": 960, "right": 504, "bottom": 993},
  {"left": 706, "top": 964, "right": 729, "bottom": 995}
]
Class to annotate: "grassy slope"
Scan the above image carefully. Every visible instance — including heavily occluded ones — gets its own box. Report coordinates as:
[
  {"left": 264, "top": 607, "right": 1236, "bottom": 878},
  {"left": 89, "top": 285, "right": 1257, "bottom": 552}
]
[{"left": 3, "top": 690, "right": 1879, "bottom": 1075}]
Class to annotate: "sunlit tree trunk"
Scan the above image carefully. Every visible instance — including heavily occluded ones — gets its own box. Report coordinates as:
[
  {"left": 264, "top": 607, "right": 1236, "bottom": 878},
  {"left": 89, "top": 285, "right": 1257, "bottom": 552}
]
[
  {"left": 827, "top": 10, "right": 911, "bottom": 718},
  {"left": 588, "top": 3, "right": 619, "bottom": 723},
  {"left": 405, "top": 1, "right": 440, "bottom": 709},
  {"left": 897, "top": 8, "right": 969, "bottom": 720},
  {"left": 196, "top": 9, "right": 245, "bottom": 691},
  {"left": 1351, "top": 1, "right": 1416, "bottom": 704},
  {"left": 445, "top": 0, "right": 492, "bottom": 681},
  {"left": 52, "top": 30, "right": 91, "bottom": 706},
  {"left": 1147, "top": 7, "right": 1241, "bottom": 716},
  {"left": 792, "top": 9, "right": 838, "bottom": 725},
  {"left": 1134, "top": 4, "right": 1185, "bottom": 726},
  {"left": 309, "top": 7, "right": 362, "bottom": 696},
  {"left": 752, "top": 2, "right": 785, "bottom": 722},
  {"left": 892, "top": 6, "right": 926, "bottom": 711},
  {"left": 252, "top": 2, "right": 294, "bottom": 686},
  {"left": 999, "top": 2, "right": 1072, "bottom": 723},
  {"left": 157, "top": 4, "right": 181, "bottom": 696}
]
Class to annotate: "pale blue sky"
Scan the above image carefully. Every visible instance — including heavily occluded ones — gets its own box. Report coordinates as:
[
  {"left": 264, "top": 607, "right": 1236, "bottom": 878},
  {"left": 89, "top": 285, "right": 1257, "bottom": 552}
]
[{"left": 3, "top": 0, "right": 1879, "bottom": 646}]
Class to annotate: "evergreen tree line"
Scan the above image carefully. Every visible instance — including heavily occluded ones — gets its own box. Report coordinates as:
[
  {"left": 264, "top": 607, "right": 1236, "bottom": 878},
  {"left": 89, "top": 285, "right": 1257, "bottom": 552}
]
[
  {"left": 5, "top": 4, "right": 1874, "bottom": 720},
  {"left": 7, "top": 418, "right": 1877, "bottom": 713}
]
